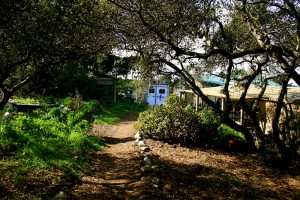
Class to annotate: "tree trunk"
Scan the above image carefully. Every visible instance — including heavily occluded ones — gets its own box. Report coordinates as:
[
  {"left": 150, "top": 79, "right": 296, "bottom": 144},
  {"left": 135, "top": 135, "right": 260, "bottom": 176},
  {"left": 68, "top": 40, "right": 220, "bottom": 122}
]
[
  {"left": 272, "top": 78, "right": 291, "bottom": 164},
  {"left": 0, "top": 87, "right": 13, "bottom": 110}
]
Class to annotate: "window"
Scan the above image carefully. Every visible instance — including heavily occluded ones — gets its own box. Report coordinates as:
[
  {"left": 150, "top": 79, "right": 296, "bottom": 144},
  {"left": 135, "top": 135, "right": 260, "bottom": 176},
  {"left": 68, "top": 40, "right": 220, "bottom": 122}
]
[
  {"left": 149, "top": 88, "right": 155, "bottom": 93},
  {"left": 159, "top": 89, "right": 165, "bottom": 94}
]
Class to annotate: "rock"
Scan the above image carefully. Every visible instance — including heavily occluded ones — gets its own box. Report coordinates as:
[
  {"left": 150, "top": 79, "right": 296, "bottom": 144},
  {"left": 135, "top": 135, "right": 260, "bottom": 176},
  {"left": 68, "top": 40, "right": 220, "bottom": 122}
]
[
  {"left": 143, "top": 156, "right": 151, "bottom": 162},
  {"left": 151, "top": 165, "right": 159, "bottom": 172},
  {"left": 141, "top": 176, "right": 152, "bottom": 182},
  {"left": 51, "top": 191, "right": 67, "bottom": 200},
  {"left": 145, "top": 161, "right": 152, "bottom": 166},
  {"left": 152, "top": 177, "right": 160, "bottom": 183},
  {"left": 134, "top": 132, "right": 141, "bottom": 139},
  {"left": 135, "top": 138, "right": 141, "bottom": 143},
  {"left": 3, "top": 112, "right": 12, "bottom": 119},
  {"left": 140, "top": 146, "right": 150, "bottom": 152},
  {"left": 138, "top": 140, "right": 145, "bottom": 147},
  {"left": 141, "top": 165, "right": 153, "bottom": 173}
]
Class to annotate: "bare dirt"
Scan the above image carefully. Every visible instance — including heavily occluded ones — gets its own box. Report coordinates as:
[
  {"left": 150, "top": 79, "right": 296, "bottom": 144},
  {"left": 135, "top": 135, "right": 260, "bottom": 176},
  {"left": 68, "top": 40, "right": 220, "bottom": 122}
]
[
  {"left": 67, "top": 113, "right": 160, "bottom": 199},
  {"left": 1, "top": 113, "right": 300, "bottom": 199}
]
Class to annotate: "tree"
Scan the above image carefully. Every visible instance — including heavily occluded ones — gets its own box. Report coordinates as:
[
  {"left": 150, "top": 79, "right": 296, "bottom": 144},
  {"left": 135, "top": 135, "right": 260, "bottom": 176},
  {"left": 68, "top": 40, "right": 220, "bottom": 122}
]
[
  {"left": 21, "top": 53, "right": 135, "bottom": 99},
  {"left": 0, "top": 0, "right": 115, "bottom": 109},
  {"left": 106, "top": 0, "right": 300, "bottom": 159}
]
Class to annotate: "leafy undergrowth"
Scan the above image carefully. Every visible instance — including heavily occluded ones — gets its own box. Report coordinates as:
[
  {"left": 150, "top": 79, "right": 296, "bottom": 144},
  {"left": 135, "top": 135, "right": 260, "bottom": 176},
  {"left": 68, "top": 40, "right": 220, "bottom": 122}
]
[
  {"left": 94, "top": 110, "right": 120, "bottom": 125},
  {"left": 108, "top": 97, "right": 148, "bottom": 113},
  {"left": 0, "top": 97, "right": 107, "bottom": 198},
  {"left": 95, "top": 97, "right": 147, "bottom": 125},
  {"left": 11, "top": 95, "right": 62, "bottom": 104}
]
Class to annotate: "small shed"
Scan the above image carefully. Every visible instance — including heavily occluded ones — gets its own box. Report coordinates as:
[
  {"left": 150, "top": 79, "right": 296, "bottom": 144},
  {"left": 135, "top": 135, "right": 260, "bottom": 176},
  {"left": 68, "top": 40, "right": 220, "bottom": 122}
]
[{"left": 95, "top": 75, "right": 117, "bottom": 104}]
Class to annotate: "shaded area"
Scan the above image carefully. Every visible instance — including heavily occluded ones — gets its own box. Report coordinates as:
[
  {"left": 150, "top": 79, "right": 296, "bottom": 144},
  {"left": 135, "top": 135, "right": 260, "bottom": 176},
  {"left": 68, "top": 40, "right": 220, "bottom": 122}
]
[
  {"left": 101, "top": 137, "right": 134, "bottom": 145},
  {"left": 67, "top": 115, "right": 165, "bottom": 199},
  {"left": 116, "top": 112, "right": 140, "bottom": 123},
  {"left": 146, "top": 139, "right": 300, "bottom": 200},
  {"left": 69, "top": 153, "right": 162, "bottom": 200}
]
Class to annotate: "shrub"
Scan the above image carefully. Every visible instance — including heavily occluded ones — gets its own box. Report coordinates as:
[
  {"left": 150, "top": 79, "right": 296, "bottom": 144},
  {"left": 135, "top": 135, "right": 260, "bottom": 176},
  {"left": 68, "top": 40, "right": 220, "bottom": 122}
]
[
  {"left": 137, "top": 94, "right": 221, "bottom": 147},
  {"left": 215, "top": 124, "right": 246, "bottom": 150}
]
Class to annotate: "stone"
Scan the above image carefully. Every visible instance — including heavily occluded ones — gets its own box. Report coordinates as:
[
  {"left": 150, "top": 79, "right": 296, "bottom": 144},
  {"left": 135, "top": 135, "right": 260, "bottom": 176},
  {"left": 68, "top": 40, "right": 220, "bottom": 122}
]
[
  {"left": 151, "top": 165, "right": 159, "bottom": 172},
  {"left": 141, "top": 165, "right": 153, "bottom": 173},
  {"left": 145, "top": 161, "right": 152, "bottom": 166},
  {"left": 143, "top": 156, "right": 151, "bottom": 162},
  {"left": 134, "top": 132, "right": 141, "bottom": 139},
  {"left": 151, "top": 177, "right": 160, "bottom": 184},
  {"left": 51, "top": 191, "right": 67, "bottom": 200},
  {"left": 140, "top": 146, "right": 150, "bottom": 152},
  {"left": 3, "top": 112, "right": 12, "bottom": 119},
  {"left": 138, "top": 140, "right": 145, "bottom": 146}
]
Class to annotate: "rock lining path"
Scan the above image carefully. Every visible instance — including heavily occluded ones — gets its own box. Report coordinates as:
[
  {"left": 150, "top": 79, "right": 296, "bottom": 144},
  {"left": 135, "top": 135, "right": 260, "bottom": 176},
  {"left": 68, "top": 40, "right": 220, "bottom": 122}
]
[{"left": 67, "top": 113, "right": 161, "bottom": 200}]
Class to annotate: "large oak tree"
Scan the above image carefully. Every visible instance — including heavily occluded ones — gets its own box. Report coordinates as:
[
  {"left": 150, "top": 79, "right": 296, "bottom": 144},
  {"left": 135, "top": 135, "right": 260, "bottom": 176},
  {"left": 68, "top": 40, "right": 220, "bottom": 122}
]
[
  {"left": 0, "top": 0, "right": 115, "bottom": 109},
  {"left": 106, "top": 0, "right": 300, "bottom": 159}
]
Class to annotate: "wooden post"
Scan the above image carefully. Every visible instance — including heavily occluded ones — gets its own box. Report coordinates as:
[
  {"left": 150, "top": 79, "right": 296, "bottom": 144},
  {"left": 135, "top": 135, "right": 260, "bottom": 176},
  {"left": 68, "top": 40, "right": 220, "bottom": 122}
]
[
  {"left": 221, "top": 98, "right": 225, "bottom": 111},
  {"left": 195, "top": 94, "right": 199, "bottom": 112},
  {"left": 240, "top": 108, "right": 244, "bottom": 125}
]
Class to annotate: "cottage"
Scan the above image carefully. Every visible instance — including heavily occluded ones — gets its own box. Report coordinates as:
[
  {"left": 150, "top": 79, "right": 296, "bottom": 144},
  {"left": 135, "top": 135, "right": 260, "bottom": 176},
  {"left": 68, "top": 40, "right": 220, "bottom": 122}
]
[{"left": 180, "top": 85, "right": 300, "bottom": 134}]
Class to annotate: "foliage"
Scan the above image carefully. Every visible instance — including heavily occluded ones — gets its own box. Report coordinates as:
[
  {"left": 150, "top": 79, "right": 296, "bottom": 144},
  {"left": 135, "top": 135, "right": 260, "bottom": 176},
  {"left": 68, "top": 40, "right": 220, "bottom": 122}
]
[
  {"left": 12, "top": 96, "right": 62, "bottom": 105},
  {"left": 215, "top": 124, "right": 246, "bottom": 150},
  {"left": 109, "top": 97, "right": 148, "bottom": 113},
  {"left": 137, "top": 95, "right": 221, "bottom": 147},
  {"left": 94, "top": 111, "right": 120, "bottom": 125},
  {"left": 0, "top": 97, "right": 108, "bottom": 181},
  {"left": 0, "top": 0, "right": 116, "bottom": 109}
]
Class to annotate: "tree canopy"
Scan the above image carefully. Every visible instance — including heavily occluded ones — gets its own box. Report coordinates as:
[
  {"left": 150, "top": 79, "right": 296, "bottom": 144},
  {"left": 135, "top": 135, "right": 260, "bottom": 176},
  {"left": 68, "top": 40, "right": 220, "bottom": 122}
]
[
  {"left": 106, "top": 0, "right": 300, "bottom": 158},
  {"left": 0, "top": 0, "right": 116, "bottom": 108}
]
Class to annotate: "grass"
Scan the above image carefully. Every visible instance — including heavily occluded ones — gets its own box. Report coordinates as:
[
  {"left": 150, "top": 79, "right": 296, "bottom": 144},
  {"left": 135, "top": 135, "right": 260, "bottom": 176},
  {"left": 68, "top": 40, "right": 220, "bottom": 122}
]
[
  {"left": 0, "top": 98, "right": 105, "bottom": 183},
  {"left": 0, "top": 115, "right": 104, "bottom": 175},
  {"left": 94, "top": 97, "right": 147, "bottom": 125},
  {"left": 94, "top": 111, "right": 120, "bottom": 125},
  {"left": 108, "top": 97, "right": 148, "bottom": 113},
  {"left": 11, "top": 96, "right": 62, "bottom": 104}
]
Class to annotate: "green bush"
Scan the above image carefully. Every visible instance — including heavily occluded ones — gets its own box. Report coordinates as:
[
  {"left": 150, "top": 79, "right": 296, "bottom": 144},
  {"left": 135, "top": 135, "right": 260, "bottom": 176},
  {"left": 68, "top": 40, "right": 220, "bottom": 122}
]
[
  {"left": 137, "top": 94, "right": 221, "bottom": 147},
  {"left": 215, "top": 124, "right": 246, "bottom": 149}
]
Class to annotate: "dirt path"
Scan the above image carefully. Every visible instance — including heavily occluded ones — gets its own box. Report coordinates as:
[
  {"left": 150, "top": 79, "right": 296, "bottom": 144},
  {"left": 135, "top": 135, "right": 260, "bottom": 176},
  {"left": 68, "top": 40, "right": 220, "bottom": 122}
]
[
  {"left": 67, "top": 113, "right": 300, "bottom": 200},
  {"left": 68, "top": 113, "right": 159, "bottom": 200}
]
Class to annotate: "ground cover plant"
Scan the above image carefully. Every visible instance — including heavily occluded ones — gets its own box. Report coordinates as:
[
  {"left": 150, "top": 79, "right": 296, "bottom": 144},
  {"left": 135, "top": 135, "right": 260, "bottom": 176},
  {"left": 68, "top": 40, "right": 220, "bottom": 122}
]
[
  {"left": 93, "top": 97, "right": 148, "bottom": 124},
  {"left": 0, "top": 96, "right": 107, "bottom": 185},
  {"left": 109, "top": 96, "right": 148, "bottom": 113}
]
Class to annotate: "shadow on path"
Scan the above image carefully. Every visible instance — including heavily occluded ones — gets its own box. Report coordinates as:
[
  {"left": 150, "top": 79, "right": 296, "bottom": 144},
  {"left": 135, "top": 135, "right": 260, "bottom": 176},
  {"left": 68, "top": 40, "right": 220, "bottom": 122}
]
[{"left": 102, "top": 137, "right": 134, "bottom": 145}]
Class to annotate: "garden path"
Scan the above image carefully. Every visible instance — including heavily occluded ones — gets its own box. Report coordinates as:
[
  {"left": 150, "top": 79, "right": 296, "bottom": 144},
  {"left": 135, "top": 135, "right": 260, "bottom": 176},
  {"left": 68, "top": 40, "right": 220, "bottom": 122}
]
[{"left": 68, "top": 113, "right": 159, "bottom": 199}]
